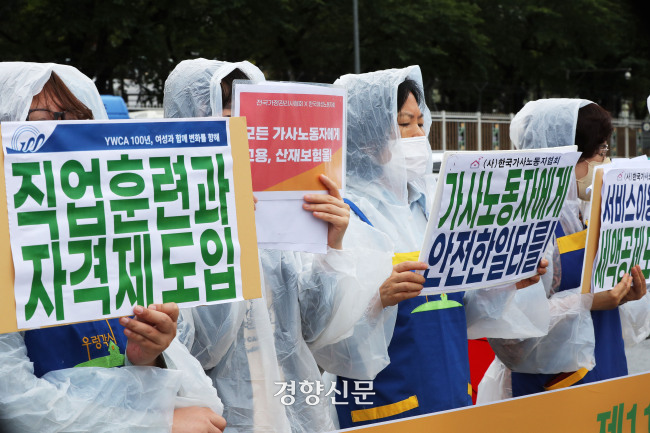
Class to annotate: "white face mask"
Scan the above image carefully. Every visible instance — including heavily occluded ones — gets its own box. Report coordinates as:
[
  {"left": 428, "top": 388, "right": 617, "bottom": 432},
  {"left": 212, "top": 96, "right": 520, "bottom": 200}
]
[{"left": 401, "top": 136, "right": 433, "bottom": 182}]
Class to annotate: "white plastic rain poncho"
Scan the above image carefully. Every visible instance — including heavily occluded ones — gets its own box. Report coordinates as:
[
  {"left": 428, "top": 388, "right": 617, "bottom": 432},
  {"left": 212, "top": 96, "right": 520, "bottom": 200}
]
[
  {"left": 164, "top": 58, "right": 394, "bottom": 433},
  {"left": 0, "top": 62, "right": 107, "bottom": 122},
  {"left": 0, "top": 62, "right": 222, "bottom": 432},
  {"left": 486, "top": 99, "right": 597, "bottom": 377},
  {"left": 164, "top": 58, "right": 265, "bottom": 119},
  {"left": 483, "top": 98, "right": 639, "bottom": 400},
  {"left": 329, "top": 67, "right": 549, "bottom": 428}
]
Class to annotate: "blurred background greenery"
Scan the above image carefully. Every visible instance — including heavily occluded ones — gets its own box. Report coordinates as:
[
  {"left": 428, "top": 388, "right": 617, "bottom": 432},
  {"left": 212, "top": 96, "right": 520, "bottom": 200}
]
[{"left": 2, "top": 0, "right": 649, "bottom": 117}]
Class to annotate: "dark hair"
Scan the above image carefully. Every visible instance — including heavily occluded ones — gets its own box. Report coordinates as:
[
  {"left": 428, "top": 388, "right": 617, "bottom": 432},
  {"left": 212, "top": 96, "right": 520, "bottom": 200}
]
[
  {"left": 397, "top": 79, "right": 423, "bottom": 112},
  {"left": 35, "top": 72, "right": 94, "bottom": 120},
  {"left": 221, "top": 68, "right": 249, "bottom": 109},
  {"left": 575, "top": 103, "right": 612, "bottom": 160}
]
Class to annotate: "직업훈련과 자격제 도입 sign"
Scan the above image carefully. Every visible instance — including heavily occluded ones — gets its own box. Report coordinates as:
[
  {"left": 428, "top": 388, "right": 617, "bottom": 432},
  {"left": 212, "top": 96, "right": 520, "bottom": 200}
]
[{"left": 0, "top": 117, "right": 261, "bottom": 332}]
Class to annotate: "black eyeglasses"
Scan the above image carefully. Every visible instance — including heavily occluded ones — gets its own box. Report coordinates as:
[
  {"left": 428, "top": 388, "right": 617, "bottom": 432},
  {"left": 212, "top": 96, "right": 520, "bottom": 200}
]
[{"left": 26, "top": 108, "right": 69, "bottom": 121}]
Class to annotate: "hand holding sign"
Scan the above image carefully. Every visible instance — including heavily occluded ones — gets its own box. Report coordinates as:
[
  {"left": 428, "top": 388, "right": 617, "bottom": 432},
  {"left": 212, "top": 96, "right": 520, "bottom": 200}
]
[
  {"left": 515, "top": 258, "right": 549, "bottom": 290},
  {"left": 624, "top": 265, "right": 647, "bottom": 303},
  {"left": 120, "top": 302, "right": 179, "bottom": 366},
  {"left": 582, "top": 161, "right": 650, "bottom": 296},
  {"left": 592, "top": 273, "right": 632, "bottom": 311},
  {"left": 380, "top": 261, "right": 428, "bottom": 307},
  {"left": 303, "top": 174, "right": 350, "bottom": 250}
]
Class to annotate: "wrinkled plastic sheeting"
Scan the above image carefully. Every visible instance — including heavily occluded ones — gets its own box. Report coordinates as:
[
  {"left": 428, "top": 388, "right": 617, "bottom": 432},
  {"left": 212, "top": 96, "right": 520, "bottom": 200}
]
[
  {"left": 465, "top": 240, "right": 555, "bottom": 340},
  {"left": 476, "top": 357, "right": 512, "bottom": 405},
  {"left": 179, "top": 302, "right": 246, "bottom": 371},
  {"left": 164, "top": 338, "right": 224, "bottom": 415},
  {"left": 510, "top": 98, "right": 592, "bottom": 150},
  {"left": 0, "top": 332, "right": 180, "bottom": 433},
  {"left": 184, "top": 298, "right": 290, "bottom": 433},
  {"left": 311, "top": 219, "right": 396, "bottom": 380},
  {"left": 258, "top": 248, "right": 343, "bottom": 433},
  {"left": 489, "top": 288, "right": 596, "bottom": 374},
  {"left": 0, "top": 62, "right": 108, "bottom": 122},
  {"left": 620, "top": 292, "right": 650, "bottom": 348},
  {"left": 466, "top": 281, "right": 550, "bottom": 340},
  {"left": 260, "top": 245, "right": 391, "bottom": 432},
  {"left": 164, "top": 58, "right": 264, "bottom": 119}
]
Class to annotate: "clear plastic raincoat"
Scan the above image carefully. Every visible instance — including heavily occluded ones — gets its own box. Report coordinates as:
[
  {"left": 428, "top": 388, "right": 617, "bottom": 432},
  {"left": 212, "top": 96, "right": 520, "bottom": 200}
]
[
  {"left": 164, "top": 58, "right": 395, "bottom": 433},
  {"left": 331, "top": 66, "right": 549, "bottom": 428},
  {"left": 485, "top": 98, "right": 647, "bottom": 399},
  {"left": 487, "top": 99, "right": 596, "bottom": 376},
  {"left": 0, "top": 62, "right": 222, "bottom": 432}
]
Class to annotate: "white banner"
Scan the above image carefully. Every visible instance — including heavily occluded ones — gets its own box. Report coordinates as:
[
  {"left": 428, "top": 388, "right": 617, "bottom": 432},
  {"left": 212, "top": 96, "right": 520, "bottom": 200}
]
[
  {"left": 589, "top": 159, "right": 650, "bottom": 293},
  {"left": 420, "top": 148, "right": 580, "bottom": 294},
  {"left": 3, "top": 118, "right": 246, "bottom": 329}
]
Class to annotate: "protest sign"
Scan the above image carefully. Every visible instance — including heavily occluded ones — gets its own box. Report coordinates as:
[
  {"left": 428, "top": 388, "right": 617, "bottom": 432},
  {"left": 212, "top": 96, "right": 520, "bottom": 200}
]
[
  {"left": 419, "top": 148, "right": 580, "bottom": 294},
  {"left": 0, "top": 117, "right": 260, "bottom": 332},
  {"left": 581, "top": 159, "right": 650, "bottom": 294},
  {"left": 352, "top": 372, "right": 650, "bottom": 433},
  {"left": 234, "top": 81, "right": 346, "bottom": 253}
]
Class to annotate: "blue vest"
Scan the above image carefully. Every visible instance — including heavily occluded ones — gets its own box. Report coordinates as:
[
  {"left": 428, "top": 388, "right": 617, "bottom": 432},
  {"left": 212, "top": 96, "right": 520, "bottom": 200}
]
[
  {"left": 336, "top": 294, "right": 472, "bottom": 427},
  {"left": 336, "top": 201, "right": 472, "bottom": 428},
  {"left": 511, "top": 225, "right": 627, "bottom": 396},
  {"left": 24, "top": 319, "right": 128, "bottom": 378}
]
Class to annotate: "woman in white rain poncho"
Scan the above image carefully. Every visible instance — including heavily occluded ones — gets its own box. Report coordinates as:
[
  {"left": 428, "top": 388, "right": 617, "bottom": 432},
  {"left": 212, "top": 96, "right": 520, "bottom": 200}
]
[
  {"left": 331, "top": 66, "right": 550, "bottom": 428},
  {"left": 0, "top": 62, "right": 224, "bottom": 433},
  {"left": 483, "top": 98, "right": 649, "bottom": 400},
  {"left": 164, "top": 58, "right": 395, "bottom": 433}
]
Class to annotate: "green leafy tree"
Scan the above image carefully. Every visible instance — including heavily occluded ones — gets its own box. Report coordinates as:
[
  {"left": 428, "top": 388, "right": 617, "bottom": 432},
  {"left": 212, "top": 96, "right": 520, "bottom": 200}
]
[{"left": 2, "top": 0, "right": 649, "bottom": 115}]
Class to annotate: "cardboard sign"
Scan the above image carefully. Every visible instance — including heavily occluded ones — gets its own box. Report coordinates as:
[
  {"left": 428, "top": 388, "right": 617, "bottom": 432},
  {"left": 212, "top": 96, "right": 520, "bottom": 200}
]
[
  {"left": 347, "top": 372, "right": 650, "bottom": 433},
  {"left": 234, "top": 82, "right": 346, "bottom": 253},
  {"left": 582, "top": 159, "right": 650, "bottom": 293},
  {"left": 0, "top": 117, "right": 260, "bottom": 332},
  {"left": 419, "top": 148, "right": 580, "bottom": 294}
]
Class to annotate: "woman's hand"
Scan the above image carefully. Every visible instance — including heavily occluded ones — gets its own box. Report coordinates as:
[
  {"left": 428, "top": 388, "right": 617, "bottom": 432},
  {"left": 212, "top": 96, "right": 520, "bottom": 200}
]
[
  {"left": 621, "top": 265, "right": 647, "bottom": 304},
  {"left": 173, "top": 407, "right": 226, "bottom": 433},
  {"left": 303, "top": 174, "right": 350, "bottom": 250},
  {"left": 380, "top": 261, "right": 428, "bottom": 307},
  {"left": 515, "top": 258, "right": 549, "bottom": 289},
  {"left": 592, "top": 273, "right": 632, "bottom": 311},
  {"left": 120, "top": 302, "right": 179, "bottom": 366}
]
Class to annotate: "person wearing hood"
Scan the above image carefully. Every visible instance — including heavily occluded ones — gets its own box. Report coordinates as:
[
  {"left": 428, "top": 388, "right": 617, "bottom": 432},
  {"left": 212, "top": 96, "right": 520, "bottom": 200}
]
[
  {"left": 164, "top": 58, "right": 395, "bottom": 433},
  {"left": 330, "top": 66, "right": 551, "bottom": 428},
  {"left": 0, "top": 62, "right": 226, "bottom": 433},
  {"left": 485, "top": 98, "right": 648, "bottom": 399}
]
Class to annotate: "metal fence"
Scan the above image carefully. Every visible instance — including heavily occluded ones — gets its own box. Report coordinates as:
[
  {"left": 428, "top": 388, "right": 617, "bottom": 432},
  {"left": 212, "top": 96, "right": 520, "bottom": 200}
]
[
  {"left": 121, "top": 99, "right": 650, "bottom": 156},
  {"left": 429, "top": 111, "right": 648, "bottom": 158}
]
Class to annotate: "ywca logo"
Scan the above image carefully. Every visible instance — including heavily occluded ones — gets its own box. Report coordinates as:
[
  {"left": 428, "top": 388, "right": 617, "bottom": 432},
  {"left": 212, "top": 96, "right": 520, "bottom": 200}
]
[
  {"left": 617, "top": 173, "right": 623, "bottom": 181},
  {"left": 10, "top": 125, "right": 46, "bottom": 152},
  {"left": 470, "top": 157, "right": 483, "bottom": 169}
]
